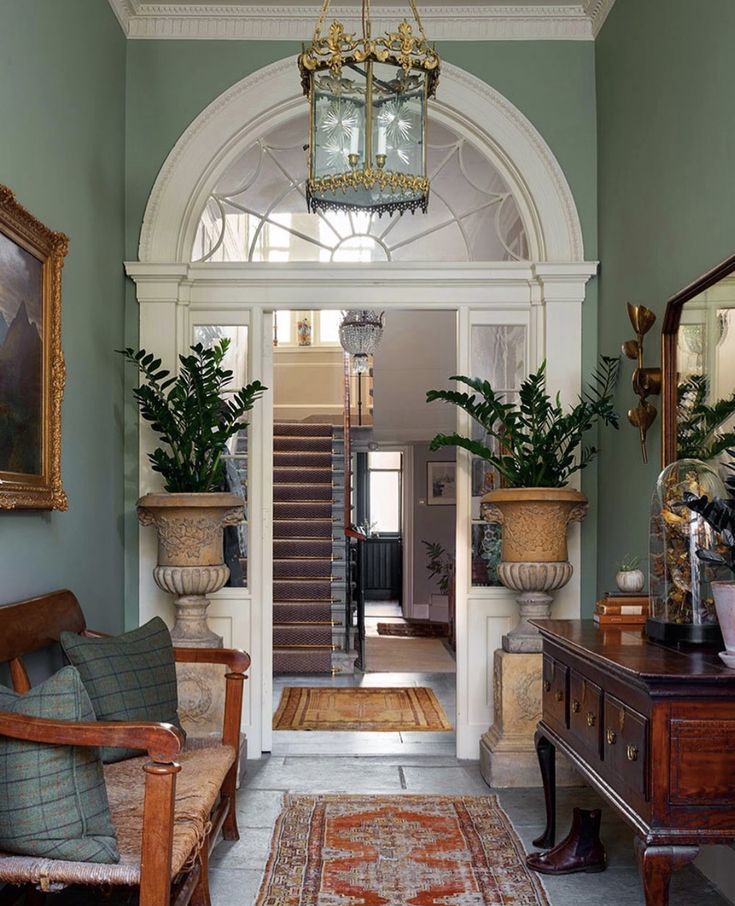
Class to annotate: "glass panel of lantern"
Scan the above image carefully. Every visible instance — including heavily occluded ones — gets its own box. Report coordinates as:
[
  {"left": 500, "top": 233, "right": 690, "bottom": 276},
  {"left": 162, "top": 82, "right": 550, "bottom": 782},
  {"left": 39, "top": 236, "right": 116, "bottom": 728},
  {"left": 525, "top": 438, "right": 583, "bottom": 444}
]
[{"left": 310, "top": 61, "right": 428, "bottom": 215}]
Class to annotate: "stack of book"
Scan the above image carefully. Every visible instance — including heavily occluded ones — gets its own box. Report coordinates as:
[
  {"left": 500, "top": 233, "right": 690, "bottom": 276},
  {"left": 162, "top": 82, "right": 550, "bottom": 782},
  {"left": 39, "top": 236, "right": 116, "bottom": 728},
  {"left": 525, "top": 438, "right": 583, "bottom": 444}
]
[{"left": 593, "top": 592, "right": 649, "bottom": 627}]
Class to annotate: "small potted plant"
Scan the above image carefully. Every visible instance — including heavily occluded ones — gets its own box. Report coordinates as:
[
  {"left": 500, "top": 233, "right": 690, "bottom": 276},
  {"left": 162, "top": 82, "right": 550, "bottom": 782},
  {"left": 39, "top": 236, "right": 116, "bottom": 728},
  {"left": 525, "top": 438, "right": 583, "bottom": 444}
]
[
  {"left": 423, "top": 540, "right": 455, "bottom": 647},
  {"left": 122, "top": 338, "right": 266, "bottom": 646},
  {"left": 683, "top": 450, "right": 735, "bottom": 666},
  {"left": 615, "top": 554, "right": 645, "bottom": 593},
  {"left": 426, "top": 357, "right": 619, "bottom": 650}
]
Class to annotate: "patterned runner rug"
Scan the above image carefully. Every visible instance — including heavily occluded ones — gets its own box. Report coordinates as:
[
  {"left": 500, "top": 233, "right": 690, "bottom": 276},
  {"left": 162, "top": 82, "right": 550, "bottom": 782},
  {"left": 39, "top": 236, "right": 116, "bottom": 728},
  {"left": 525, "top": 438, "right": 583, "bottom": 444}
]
[
  {"left": 272, "top": 686, "right": 452, "bottom": 731},
  {"left": 255, "top": 793, "right": 548, "bottom": 906}
]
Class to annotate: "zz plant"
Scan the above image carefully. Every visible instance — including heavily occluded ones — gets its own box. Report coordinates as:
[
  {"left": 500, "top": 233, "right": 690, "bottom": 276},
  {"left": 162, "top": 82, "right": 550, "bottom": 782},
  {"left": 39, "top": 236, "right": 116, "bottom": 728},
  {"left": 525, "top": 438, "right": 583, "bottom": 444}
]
[
  {"left": 422, "top": 540, "right": 455, "bottom": 596},
  {"left": 684, "top": 451, "right": 735, "bottom": 575},
  {"left": 120, "top": 339, "right": 266, "bottom": 493},
  {"left": 426, "top": 357, "right": 619, "bottom": 488}
]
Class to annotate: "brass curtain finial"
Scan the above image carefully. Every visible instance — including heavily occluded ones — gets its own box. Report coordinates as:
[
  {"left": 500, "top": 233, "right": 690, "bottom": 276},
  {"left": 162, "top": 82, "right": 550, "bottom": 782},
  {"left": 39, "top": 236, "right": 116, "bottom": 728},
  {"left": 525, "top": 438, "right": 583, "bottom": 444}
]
[{"left": 623, "top": 303, "right": 661, "bottom": 464}]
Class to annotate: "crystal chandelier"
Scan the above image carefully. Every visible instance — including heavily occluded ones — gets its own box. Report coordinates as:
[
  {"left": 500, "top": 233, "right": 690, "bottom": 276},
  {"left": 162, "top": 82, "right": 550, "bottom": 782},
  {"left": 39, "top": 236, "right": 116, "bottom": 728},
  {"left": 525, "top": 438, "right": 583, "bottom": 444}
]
[
  {"left": 298, "top": 0, "right": 440, "bottom": 217},
  {"left": 339, "top": 310, "right": 385, "bottom": 373}
]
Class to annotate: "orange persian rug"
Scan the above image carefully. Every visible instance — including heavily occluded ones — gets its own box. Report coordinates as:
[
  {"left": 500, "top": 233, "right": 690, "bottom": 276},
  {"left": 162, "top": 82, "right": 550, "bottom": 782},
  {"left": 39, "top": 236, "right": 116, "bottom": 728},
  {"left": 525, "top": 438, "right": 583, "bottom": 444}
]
[
  {"left": 255, "top": 793, "right": 548, "bottom": 906},
  {"left": 272, "top": 686, "right": 452, "bottom": 731}
]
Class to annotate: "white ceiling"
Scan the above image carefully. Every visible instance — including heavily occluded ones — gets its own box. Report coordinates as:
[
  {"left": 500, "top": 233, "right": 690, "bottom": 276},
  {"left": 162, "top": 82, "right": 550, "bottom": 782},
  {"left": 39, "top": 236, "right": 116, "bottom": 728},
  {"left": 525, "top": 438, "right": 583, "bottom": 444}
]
[{"left": 109, "top": 0, "right": 615, "bottom": 40}]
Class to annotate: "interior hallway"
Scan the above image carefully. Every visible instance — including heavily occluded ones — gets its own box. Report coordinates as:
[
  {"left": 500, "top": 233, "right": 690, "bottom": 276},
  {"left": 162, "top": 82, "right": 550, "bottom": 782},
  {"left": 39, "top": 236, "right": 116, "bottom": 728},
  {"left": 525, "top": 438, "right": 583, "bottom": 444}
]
[{"left": 363, "top": 600, "right": 457, "bottom": 674}]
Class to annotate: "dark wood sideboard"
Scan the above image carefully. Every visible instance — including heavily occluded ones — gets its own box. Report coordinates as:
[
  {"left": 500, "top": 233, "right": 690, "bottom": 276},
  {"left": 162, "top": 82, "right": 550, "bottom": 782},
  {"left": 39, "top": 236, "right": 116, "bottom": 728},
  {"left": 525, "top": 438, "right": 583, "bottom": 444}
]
[{"left": 532, "top": 619, "right": 735, "bottom": 906}]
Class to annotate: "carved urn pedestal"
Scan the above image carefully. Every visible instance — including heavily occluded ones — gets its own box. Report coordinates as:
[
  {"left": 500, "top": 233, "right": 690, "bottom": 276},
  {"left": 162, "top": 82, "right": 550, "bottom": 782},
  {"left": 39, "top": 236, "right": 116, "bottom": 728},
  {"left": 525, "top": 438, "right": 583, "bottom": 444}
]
[
  {"left": 137, "top": 492, "right": 244, "bottom": 648},
  {"left": 138, "top": 492, "right": 245, "bottom": 749},
  {"left": 481, "top": 487, "right": 588, "bottom": 653},
  {"left": 480, "top": 650, "right": 579, "bottom": 788},
  {"left": 479, "top": 487, "right": 587, "bottom": 788}
]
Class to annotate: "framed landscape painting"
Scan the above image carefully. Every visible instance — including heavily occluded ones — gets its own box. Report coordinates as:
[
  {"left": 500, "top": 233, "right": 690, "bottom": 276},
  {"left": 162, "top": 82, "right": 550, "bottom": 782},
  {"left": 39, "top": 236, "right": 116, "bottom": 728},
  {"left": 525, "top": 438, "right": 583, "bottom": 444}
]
[
  {"left": 427, "top": 461, "right": 456, "bottom": 505},
  {"left": 0, "top": 185, "right": 68, "bottom": 509}
]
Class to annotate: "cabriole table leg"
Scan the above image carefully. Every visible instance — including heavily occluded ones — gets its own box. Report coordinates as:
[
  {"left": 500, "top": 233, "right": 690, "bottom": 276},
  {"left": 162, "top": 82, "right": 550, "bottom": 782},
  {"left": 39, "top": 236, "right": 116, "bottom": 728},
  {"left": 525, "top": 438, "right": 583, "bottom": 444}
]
[{"left": 532, "top": 728, "right": 556, "bottom": 849}]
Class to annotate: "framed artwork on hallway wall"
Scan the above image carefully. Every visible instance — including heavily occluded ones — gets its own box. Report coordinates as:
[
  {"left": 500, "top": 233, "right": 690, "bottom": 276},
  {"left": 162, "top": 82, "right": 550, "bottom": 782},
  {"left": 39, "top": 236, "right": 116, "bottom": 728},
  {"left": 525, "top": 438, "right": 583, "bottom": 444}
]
[
  {"left": 427, "top": 461, "right": 456, "bottom": 506},
  {"left": 0, "top": 185, "right": 68, "bottom": 510}
]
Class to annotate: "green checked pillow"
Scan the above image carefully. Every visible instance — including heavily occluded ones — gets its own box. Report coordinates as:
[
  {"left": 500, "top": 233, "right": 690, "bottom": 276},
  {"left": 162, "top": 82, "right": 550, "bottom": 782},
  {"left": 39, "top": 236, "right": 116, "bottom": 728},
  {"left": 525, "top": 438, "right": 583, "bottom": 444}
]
[
  {"left": 61, "top": 617, "right": 183, "bottom": 763},
  {"left": 0, "top": 666, "right": 119, "bottom": 863}
]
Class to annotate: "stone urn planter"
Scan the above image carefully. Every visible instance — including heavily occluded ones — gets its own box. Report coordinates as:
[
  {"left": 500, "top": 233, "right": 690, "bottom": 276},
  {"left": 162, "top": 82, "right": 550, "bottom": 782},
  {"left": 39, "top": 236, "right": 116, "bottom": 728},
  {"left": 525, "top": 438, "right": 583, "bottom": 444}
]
[
  {"left": 481, "top": 487, "right": 588, "bottom": 652},
  {"left": 138, "top": 492, "right": 244, "bottom": 648}
]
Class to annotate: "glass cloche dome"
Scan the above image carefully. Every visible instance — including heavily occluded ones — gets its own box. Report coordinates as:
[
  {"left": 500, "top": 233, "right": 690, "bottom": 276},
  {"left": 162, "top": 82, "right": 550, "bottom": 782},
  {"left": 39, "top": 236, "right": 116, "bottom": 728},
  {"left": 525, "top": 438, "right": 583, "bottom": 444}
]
[{"left": 648, "top": 458, "right": 727, "bottom": 645}]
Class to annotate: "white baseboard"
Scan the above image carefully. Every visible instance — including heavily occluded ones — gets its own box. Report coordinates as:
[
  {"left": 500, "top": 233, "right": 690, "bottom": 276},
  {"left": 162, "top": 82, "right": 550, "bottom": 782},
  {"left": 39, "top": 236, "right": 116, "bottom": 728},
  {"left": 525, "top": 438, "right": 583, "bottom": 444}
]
[
  {"left": 429, "top": 602, "right": 449, "bottom": 622},
  {"left": 405, "top": 600, "right": 448, "bottom": 622},
  {"left": 429, "top": 594, "right": 449, "bottom": 622}
]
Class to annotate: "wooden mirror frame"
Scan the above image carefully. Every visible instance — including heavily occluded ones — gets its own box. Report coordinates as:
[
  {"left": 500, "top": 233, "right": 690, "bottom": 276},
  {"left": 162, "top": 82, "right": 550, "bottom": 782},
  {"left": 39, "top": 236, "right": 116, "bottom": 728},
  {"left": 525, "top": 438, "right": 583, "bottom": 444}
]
[{"left": 662, "top": 252, "right": 735, "bottom": 466}]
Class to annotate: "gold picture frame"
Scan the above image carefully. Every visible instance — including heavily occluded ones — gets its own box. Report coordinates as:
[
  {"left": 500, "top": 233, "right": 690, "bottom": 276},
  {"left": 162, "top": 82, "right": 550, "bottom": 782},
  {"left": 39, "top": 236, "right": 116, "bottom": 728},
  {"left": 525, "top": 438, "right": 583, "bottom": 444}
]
[{"left": 0, "top": 184, "right": 68, "bottom": 510}]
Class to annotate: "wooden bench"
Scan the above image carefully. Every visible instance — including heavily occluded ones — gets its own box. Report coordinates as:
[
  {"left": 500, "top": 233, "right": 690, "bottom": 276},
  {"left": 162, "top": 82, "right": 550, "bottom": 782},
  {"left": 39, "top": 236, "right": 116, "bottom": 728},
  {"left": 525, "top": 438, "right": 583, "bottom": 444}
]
[{"left": 0, "top": 590, "right": 250, "bottom": 906}]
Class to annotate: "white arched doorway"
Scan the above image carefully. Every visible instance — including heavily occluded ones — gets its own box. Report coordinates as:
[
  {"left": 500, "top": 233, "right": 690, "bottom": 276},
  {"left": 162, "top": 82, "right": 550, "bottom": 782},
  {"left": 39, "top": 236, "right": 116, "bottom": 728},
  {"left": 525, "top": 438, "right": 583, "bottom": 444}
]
[{"left": 127, "top": 56, "right": 595, "bottom": 759}]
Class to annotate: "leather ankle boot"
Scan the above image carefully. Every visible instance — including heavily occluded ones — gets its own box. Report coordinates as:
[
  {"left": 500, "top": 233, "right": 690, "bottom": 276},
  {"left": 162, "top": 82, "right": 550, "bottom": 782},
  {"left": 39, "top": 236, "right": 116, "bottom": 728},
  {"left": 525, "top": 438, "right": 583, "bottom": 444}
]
[{"left": 526, "top": 807, "right": 606, "bottom": 875}]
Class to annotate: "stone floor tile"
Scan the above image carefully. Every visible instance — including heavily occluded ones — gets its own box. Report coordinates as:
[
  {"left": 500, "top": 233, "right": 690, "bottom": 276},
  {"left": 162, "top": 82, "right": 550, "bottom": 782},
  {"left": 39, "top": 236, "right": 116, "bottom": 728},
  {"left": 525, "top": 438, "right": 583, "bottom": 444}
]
[
  {"left": 401, "top": 764, "right": 493, "bottom": 795},
  {"left": 210, "top": 826, "right": 274, "bottom": 870},
  {"left": 210, "top": 867, "right": 267, "bottom": 906},
  {"left": 237, "top": 788, "right": 285, "bottom": 827},
  {"left": 244, "top": 756, "right": 404, "bottom": 792}
]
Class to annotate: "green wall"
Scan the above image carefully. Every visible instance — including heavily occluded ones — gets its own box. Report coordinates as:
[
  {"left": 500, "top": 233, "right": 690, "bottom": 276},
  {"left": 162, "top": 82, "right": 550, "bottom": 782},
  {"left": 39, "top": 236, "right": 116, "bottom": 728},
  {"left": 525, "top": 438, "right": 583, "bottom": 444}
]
[
  {"left": 596, "top": 0, "right": 735, "bottom": 591},
  {"left": 124, "top": 38, "right": 600, "bottom": 610},
  {"left": 125, "top": 40, "right": 597, "bottom": 258},
  {"left": 0, "top": 1, "right": 127, "bottom": 631}
]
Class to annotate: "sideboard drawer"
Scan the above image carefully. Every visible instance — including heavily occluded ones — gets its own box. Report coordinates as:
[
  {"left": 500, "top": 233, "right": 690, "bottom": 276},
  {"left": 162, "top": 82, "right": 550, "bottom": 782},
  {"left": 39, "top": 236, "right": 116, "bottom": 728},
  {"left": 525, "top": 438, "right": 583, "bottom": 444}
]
[
  {"left": 604, "top": 694, "right": 648, "bottom": 798},
  {"left": 670, "top": 719, "right": 735, "bottom": 806},
  {"left": 569, "top": 670, "right": 602, "bottom": 759},
  {"left": 542, "top": 655, "right": 568, "bottom": 728}
]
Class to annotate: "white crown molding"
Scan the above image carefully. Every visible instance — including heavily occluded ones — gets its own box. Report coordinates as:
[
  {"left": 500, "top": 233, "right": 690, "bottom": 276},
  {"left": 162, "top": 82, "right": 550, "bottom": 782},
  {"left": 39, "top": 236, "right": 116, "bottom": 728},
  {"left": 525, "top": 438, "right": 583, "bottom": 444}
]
[
  {"left": 107, "top": 0, "right": 133, "bottom": 34},
  {"left": 582, "top": 0, "right": 616, "bottom": 35},
  {"left": 108, "top": 2, "right": 600, "bottom": 41}
]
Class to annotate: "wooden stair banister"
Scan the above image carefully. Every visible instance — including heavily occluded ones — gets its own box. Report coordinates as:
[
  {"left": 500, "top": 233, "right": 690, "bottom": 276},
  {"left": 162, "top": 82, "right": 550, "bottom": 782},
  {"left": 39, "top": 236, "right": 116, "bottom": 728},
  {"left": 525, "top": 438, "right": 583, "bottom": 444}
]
[
  {"left": 343, "top": 352, "right": 367, "bottom": 667},
  {"left": 343, "top": 351, "right": 367, "bottom": 543}
]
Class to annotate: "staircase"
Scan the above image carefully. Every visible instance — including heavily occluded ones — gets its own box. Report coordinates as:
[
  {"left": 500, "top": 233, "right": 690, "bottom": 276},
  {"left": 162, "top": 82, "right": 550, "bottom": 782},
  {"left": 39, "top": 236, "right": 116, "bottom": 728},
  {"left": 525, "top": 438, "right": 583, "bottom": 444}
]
[{"left": 273, "top": 423, "right": 340, "bottom": 674}]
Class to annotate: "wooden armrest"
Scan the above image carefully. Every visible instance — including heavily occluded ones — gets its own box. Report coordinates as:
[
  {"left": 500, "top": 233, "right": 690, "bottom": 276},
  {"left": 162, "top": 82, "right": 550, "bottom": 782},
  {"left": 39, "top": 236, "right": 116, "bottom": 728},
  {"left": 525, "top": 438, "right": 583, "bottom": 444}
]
[
  {"left": 0, "top": 711, "right": 184, "bottom": 762},
  {"left": 174, "top": 646, "right": 250, "bottom": 673}
]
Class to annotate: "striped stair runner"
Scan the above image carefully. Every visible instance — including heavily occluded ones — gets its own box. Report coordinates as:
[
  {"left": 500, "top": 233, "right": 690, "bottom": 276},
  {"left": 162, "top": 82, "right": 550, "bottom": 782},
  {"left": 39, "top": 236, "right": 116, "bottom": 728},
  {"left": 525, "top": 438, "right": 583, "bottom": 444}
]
[{"left": 273, "top": 423, "right": 336, "bottom": 674}]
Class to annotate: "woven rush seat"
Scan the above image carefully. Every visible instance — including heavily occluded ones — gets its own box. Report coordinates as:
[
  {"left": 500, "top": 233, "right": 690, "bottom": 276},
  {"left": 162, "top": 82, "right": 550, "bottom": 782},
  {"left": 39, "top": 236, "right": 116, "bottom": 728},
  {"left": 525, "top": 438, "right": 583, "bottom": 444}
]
[{"left": 0, "top": 739, "right": 236, "bottom": 889}]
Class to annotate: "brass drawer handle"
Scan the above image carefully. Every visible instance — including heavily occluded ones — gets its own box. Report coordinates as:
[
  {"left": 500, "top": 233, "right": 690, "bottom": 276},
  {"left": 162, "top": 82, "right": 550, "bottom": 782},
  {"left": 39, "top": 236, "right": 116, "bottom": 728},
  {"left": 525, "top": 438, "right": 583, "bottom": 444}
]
[
  {"left": 572, "top": 699, "right": 581, "bottom": 714},
  {"left": 606, "top": 729, "right": 616, "bottom": 745},
  {"left": 555, "top": 689, "right": 564, "bottom": 703},
  {"left": 626, "top": 744, "right": 639, "bottom": 762},
  {"left": 543, "top": 681, "right": 551, "bottom": 693},
  {"left": 586, "top": 712, "right": 596, "bottom": 728}
]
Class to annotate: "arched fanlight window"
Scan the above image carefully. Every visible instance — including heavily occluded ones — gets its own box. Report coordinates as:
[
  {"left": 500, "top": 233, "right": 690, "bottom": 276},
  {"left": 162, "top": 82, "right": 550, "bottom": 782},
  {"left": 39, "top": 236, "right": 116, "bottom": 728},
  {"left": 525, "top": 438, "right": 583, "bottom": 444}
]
[{"left": 192, "top": 113, "right": 529, "bottom": 264}]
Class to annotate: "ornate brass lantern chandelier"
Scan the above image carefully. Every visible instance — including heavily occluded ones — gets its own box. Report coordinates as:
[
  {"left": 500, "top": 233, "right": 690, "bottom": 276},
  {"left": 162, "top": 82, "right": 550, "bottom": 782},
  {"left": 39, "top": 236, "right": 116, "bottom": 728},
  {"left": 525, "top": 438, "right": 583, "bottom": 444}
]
[{"left": 298, "top": 0, "right": 440, "bottom": 216}]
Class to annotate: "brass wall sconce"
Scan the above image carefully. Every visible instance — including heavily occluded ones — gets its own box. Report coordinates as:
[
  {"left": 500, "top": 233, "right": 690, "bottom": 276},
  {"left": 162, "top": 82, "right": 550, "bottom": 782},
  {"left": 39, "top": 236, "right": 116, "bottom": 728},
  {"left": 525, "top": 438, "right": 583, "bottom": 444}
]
[{"left": 623, "top": 303, "right": 661, "bottom": 464}]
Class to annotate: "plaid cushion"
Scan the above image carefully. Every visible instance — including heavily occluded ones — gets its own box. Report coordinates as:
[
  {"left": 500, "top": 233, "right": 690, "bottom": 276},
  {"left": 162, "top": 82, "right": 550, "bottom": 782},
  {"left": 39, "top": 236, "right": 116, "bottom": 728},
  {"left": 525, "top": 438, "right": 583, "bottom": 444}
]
[
  {"left": 61, "top": 618, "right": 183, "bottom": 763},
  {"left": 0, "top": 666, "right": 119, "bottom": 863}
]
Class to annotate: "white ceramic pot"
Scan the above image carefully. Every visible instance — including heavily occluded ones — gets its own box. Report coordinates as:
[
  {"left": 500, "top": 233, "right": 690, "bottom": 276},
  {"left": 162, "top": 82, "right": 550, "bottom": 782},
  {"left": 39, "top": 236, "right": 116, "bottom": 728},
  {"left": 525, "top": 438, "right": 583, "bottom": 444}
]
[
  {"left": 712, "top": 581, "right": 735, "bottom": 654},
  {"left": 615, "top": 569, "right": 645, "bottom": 593}
]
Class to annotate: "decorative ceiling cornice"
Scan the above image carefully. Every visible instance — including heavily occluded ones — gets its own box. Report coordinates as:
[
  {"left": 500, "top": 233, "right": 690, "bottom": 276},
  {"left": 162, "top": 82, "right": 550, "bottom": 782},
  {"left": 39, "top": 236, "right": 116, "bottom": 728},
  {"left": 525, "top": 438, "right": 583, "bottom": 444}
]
[
  {"left": 582, "top": 0, "right": 615, "bottom": 35},
  {"left": 106, "top": 1, "right": 617, "bottom": 41},
  {"left": 108, "top": 0, "right": 134, "bottom": 34}
]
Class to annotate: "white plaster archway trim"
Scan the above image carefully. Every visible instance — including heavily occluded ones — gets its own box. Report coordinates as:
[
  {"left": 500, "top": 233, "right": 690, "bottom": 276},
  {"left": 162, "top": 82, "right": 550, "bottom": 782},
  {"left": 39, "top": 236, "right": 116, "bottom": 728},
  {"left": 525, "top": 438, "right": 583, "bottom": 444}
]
[{"left": 139, "top": 56, "right": 585, "bottom": 263}]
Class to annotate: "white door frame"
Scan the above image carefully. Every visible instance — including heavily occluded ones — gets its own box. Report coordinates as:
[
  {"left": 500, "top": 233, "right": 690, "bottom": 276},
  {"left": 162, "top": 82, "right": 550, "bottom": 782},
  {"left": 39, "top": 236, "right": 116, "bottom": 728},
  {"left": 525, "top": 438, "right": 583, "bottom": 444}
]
[
  {"left": 126, "top": 55, "right": 594, "bottom": 760},
  {"left": 126, "top": 262, "right": 595, "bottom": 758}
]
